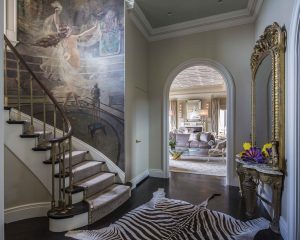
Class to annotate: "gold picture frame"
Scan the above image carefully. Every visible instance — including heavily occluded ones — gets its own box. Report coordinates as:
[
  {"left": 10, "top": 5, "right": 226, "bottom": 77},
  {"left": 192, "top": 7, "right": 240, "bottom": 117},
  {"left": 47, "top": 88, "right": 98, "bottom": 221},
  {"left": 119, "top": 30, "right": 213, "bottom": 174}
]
[{"left": 250, "top": 22, "right": 286, "bottom": 171}]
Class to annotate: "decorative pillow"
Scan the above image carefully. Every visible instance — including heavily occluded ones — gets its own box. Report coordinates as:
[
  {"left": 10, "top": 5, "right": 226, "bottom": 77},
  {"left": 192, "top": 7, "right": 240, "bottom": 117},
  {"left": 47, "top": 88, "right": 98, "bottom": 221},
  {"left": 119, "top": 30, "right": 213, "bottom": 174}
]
[
  {"left": 199, "top": 132, "right": 210, "bottom": 142},
  {"left": 188, "top": 133, "right": 198, "bottom": 142},
  {"left": 208, "top": 140, "right": 215, "bottom": 146},
  {"left": 175, "top": 134, "right": 190, "bottom": 147}
]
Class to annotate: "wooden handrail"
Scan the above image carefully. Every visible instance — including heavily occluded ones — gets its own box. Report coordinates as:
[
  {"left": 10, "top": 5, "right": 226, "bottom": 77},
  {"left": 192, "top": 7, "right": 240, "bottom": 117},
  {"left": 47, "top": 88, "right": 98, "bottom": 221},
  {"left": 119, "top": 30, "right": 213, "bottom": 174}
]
[{"left": 4, "top": 35, "right": 72, "bottom": 143}]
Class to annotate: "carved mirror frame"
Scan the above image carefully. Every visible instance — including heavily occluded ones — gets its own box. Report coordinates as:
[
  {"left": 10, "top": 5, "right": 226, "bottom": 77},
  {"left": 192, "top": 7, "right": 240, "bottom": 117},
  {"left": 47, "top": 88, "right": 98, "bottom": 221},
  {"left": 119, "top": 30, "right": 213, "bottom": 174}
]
[{"left": 251, "top": 22, "right": 286, "bottom": 171}]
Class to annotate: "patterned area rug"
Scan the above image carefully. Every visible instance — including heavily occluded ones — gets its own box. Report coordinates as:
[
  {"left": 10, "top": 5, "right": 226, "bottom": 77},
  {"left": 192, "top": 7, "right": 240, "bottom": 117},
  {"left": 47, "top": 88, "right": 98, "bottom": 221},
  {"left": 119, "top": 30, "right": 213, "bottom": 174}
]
[
  {"left": 66, "top": 189, "right": 270, "bottom": 240},
  {"left": 169, "top": 157, "right": 226, "bottom": 176}
]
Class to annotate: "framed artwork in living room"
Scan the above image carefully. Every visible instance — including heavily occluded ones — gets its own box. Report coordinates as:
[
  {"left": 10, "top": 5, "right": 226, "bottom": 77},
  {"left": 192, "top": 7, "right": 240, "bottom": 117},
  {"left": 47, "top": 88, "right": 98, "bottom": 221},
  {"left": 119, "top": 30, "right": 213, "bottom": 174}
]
[{"left": 186, "top": 100, "right": 201, "bottom": 120}]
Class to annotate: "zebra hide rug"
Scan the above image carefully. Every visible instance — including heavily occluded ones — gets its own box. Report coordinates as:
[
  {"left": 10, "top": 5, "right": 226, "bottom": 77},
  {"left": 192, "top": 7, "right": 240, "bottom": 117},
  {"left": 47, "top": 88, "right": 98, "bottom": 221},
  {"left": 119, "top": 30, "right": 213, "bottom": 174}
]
[{"left": 66, "top": 189, "right": 270, "bottom": 240}]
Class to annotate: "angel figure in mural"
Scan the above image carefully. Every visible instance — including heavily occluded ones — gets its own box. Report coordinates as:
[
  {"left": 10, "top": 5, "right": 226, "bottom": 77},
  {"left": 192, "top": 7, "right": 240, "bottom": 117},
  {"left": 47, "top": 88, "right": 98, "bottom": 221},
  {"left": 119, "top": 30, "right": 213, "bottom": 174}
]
[
  {"left": 35, "top": 1, "right": 100, "bottom": 109},
  {"left": 62, "top": 23, "right": 99, "bottom": 69},
  {"left": 61, "top": 23, "right": 99, "bottom": 108}
]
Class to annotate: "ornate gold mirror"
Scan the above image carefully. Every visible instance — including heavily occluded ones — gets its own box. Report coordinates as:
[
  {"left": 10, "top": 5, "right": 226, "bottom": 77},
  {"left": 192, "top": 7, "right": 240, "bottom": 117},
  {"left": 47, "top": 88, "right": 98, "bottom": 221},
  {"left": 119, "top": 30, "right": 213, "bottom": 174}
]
[{"left": 251, "top": 22, "right": 286, "bottom": 171}]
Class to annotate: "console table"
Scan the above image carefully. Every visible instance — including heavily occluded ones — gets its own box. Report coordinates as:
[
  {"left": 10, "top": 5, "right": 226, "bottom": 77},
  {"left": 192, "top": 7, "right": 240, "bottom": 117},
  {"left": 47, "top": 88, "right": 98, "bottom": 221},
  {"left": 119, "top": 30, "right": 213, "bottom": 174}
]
[{"left": 235, "top": 158, "right": 283, "bottom": 233}]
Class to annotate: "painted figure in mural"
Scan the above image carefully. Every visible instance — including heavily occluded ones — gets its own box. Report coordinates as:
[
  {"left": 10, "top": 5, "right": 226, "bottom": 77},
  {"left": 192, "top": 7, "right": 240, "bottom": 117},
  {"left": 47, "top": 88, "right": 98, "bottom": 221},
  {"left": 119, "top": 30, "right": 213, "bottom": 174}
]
[
  {"left": 91, "top": 83, "right": 101, "bottom": 121},
  {"left": 100, "top": 9, "right": 121, "bottom": 56},
  {"left": 43, "top": 1, "right": 62, "bottom": 34},
  {"left": 63, "top": 24, "right": 99, "bottom": 69},
  {"left": 91, "top": 83, "right": 101, "bottom": 107},
  {"left": 62, "top": 24, "right": 99, "bottom": 108}
]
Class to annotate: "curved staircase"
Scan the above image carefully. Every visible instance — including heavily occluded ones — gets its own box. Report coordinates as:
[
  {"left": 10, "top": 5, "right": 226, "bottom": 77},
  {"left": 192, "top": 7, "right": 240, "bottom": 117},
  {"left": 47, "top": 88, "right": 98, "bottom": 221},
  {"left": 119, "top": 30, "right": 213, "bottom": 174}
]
[{"left": 3, "top": 35, "right": 131, "bottom": 232}]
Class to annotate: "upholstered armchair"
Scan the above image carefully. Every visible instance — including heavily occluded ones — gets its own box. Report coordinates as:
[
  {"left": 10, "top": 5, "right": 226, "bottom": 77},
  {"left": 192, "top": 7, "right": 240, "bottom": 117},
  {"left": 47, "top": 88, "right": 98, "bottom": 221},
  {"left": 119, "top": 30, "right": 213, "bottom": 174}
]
[{"left": 208, "top": 140, "right": 227, "bottom": 162}]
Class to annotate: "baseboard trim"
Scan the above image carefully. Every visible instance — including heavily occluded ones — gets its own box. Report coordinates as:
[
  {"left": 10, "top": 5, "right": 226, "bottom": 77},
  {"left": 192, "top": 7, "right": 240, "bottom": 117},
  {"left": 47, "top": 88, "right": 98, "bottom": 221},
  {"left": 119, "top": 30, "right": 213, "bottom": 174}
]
[
  {"left": 149, "top": 169, "right": 164, "bottom": 178},
  {"left": 5, "top": 202, "right": 50, "bottom": 223},
  {"left": 279, "top": 217, "right": 288, "bottom": 240},
  {"left": 130, "top": 169, "right": 149, "bottom": 189}
]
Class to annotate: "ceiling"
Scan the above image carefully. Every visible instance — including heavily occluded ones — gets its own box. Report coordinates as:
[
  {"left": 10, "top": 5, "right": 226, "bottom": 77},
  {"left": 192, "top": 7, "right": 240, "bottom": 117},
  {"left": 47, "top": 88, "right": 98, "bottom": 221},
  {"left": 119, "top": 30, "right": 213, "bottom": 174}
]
[
  {"left": 170, "top": 65, "right": 225, "bottom": 92},
  {"left": 128, "top": 0, "right": 263, "bottom": 41},
  {"left": 135, "top": 0, "right": 249, "bottom": 28}
]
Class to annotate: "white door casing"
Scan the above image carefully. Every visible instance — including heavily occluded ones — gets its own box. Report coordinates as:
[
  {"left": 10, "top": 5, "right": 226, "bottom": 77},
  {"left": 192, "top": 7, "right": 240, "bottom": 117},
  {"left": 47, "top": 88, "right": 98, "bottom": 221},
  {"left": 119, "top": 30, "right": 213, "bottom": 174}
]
[
  {"left": 129, "top": 88, "right": 149, "bottom": 187},
  {"left": 286, "top": 0, "right": 300, "bottom": 238}
]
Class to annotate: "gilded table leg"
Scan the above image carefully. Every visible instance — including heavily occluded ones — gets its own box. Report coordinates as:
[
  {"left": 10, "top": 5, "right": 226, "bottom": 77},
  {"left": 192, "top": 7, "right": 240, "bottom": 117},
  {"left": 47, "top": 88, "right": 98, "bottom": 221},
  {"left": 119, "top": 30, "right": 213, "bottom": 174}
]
[
  {"left": 242, "top": 173, "right": 257, "bottom": 217},
  {"left": 236, "top": 164, "right": 245, "bottom": 197},
  {"left": 270, "top": 178, "right": 283, "bottom": 233}
]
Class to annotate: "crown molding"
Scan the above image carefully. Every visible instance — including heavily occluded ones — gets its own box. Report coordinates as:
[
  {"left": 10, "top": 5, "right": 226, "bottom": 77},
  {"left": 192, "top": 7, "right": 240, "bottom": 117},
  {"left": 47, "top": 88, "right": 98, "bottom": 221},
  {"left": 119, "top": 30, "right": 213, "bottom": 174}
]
[{"left": 128, "top": 0, "right": 263, "bottom": 42}]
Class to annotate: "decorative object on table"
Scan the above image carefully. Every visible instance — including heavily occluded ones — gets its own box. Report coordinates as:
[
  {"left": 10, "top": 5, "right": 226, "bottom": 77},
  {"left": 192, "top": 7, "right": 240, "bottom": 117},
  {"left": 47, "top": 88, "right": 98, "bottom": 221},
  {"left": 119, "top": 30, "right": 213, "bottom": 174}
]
[
  {"left": 169, "top": 150, "right": 184, "bottom": 160},
  {"left": 67, "top": 189, "right": 270, "bottom": 240},
  {"left": 239, "top": 142, "right": 272, "bottom": 164}
]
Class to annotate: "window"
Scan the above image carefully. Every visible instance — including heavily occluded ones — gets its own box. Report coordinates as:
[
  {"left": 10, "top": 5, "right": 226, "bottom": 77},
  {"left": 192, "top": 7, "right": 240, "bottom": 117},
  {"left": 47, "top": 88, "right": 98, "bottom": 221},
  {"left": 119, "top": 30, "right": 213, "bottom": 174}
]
[{"left": 219, "top": 109, "right": 227, "bottom": 137}]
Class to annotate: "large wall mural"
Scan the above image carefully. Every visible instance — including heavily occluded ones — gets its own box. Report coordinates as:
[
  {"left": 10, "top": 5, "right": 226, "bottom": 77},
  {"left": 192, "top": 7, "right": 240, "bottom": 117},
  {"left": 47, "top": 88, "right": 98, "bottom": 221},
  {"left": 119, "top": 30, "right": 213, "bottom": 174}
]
[{"left": 15, "top": 0, "right": 125, "bottom": 170}]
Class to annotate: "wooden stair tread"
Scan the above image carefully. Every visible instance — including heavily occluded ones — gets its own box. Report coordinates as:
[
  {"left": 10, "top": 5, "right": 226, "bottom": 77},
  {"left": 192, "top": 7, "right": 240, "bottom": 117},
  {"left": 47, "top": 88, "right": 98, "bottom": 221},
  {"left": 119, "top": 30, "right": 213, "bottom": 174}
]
[
  {"left": 33, "top": 145, "right": 52, "bottom": 151},
  {"left": 64, "top": 185, "right": 85, "bottom": 194},
  {"left": 6, "top": 120, "right": 26, "bottom": 124},
  {"left": 75, "top": 172, "right": 115, "bottom": 189}
]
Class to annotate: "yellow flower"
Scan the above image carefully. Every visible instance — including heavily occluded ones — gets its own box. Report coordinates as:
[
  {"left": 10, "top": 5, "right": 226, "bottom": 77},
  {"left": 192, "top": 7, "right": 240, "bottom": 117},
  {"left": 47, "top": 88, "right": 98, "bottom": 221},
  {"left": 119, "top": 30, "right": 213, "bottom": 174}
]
[
  {"left": 243, "top": 142, "right": 252, "bottom": 151},
  {"left": 239, "top": 151, "right": 246, "bottom": 157},
  {"left": 262, "top": 143, "right": 272, "bottom": 157}
]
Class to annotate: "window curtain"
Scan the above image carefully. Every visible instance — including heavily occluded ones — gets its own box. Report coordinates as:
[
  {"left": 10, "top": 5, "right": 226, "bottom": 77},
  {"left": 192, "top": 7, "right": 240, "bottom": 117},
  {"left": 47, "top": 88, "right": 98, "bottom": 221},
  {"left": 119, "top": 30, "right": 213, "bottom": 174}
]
[
  {"left": 169, "top": 100, "right": 177, "bottom": 131},
  {"left": 211, "top": 98, "right": 220, "bottom": 134}
]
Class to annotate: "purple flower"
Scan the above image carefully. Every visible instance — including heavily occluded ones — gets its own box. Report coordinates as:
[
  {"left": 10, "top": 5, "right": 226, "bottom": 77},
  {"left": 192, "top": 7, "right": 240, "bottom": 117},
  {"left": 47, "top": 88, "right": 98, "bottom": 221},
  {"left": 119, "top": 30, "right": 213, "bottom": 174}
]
[{"left": 241, "top": 147, "right": 267, "bottom": 164}]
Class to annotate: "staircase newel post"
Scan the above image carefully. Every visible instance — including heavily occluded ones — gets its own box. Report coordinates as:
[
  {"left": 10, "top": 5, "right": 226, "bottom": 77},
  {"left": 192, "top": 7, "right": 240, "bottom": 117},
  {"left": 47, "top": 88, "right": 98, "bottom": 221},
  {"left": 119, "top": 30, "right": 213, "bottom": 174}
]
[
  {"left": 51, "top": 143, "right": 56, "bottom": 210},
  {"left": 68, "top": 136, "right": 73, "bottom": 207}
]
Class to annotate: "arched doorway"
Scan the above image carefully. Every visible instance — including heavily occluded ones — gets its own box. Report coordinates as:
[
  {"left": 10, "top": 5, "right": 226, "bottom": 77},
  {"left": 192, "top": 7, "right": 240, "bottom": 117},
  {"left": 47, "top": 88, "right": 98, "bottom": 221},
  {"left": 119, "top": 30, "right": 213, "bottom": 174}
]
[{"left": 162, "top": 59, "right": 236, "bottom": 186}]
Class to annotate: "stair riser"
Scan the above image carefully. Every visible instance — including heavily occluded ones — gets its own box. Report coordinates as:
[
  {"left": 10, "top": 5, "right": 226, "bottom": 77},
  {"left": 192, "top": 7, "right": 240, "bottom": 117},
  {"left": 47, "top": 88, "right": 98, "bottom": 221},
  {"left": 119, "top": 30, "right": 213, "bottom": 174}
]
[
  {"left": 85, "top": 175, "right": 115, "bottom": 198},
  {"left": 73, "top": 164, "right": 103, "bottom": 183},
  {"left": 66, "top": 152, "right": 87, "bottom": 167},
  {"left": 90, "top": 189, "right": 131, "bottom": 224},
  {"left": 49, "top": 212, "right": 88, "bottom": 232},
  {"left": 71, "top": 191, "right": 84, "bottom": 204}
]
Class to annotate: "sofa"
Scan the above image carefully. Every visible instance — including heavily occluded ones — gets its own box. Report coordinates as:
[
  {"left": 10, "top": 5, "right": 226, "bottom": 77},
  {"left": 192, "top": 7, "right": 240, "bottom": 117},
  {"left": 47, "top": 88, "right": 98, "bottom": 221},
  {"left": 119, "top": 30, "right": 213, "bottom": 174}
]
[{"left": 169, "top": 132, "right": 215, "bottom": 155}]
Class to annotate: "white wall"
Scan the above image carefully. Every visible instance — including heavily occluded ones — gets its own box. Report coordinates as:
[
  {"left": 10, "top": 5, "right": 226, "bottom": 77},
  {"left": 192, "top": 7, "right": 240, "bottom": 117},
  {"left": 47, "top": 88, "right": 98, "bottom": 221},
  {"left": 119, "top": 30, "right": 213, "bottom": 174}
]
[
  {"left": 254, "top": 1, "right": 296, "bottom": 239},
  {"left": 0, "top": 0, "right": 4, "bottom": 238},
  {"left": 125, "top": 11, "right": 150, "bottom": 184},
  {"left": 148, "top": 24, "right": 255, "bottom": 181},
  {"left": 4, "top": 146, "right": 51, "bottom": 209}
]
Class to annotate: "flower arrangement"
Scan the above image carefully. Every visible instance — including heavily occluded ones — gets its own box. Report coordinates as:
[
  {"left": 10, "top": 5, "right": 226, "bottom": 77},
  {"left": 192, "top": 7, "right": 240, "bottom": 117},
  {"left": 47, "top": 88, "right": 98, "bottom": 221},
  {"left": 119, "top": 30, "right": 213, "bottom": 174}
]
[
  {"left": 169, "top": 140, "right": 176, "bottom": 150},
  {"left": 239, "top": 142, "right": 272, "bottom": 164}
]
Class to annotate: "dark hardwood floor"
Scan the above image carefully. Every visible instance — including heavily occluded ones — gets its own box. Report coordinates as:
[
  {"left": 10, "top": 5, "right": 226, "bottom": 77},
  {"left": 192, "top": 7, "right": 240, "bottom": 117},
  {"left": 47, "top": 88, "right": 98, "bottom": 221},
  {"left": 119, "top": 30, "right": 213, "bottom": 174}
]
[{"left": 5, "top": 172, "right": 282, "bottom": 240}]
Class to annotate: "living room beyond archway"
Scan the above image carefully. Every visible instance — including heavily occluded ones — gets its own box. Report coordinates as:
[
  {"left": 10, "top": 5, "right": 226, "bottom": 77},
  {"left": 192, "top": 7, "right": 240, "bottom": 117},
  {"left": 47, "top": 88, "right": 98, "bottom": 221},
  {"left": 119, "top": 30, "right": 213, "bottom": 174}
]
[{"left": 168, "top": 65, "right": 228, "bottom": 178}]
